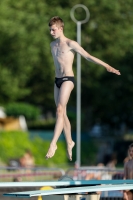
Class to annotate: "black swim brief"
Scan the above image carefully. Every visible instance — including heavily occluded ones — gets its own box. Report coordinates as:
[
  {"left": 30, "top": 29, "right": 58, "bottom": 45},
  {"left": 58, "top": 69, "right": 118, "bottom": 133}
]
[{"left": 55, "top": 76, "right": 75, "bottom": 88}]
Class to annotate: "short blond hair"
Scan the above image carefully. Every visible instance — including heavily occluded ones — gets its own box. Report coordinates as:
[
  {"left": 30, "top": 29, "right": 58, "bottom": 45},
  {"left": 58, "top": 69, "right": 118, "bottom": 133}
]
[{"left": 49, "top": 16, "right": 64, "bottom": 29}]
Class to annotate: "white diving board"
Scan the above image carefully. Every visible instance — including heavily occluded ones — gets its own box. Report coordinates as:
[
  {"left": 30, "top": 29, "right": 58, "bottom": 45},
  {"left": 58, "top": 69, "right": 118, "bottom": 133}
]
[
  {"left": 3, "top": 184, "right": 133, "bottom": 198},
  {"left": 1, "top": 179, "right": 133, "bottom": 187}
]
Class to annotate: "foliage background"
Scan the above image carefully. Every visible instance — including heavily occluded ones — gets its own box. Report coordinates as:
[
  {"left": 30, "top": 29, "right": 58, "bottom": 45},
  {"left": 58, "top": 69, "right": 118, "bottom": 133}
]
[
  {"left": 0, "top": 131, "right": 98, "bottom": 167},
  {"left": 1, "top": 0, "right": 133, "bottom": 131}
]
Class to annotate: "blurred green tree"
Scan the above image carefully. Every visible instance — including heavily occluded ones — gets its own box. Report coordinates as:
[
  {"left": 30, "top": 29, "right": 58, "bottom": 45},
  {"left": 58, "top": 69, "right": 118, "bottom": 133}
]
[{"left": 0, "top": 0, "right": 133, "bottom": 130}]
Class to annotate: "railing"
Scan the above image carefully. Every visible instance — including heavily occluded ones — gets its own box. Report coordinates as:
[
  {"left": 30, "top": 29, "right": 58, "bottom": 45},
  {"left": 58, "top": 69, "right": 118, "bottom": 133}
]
[
  {"left": 66, "top": 166, "right": 124, "bottom": 180},
  {"left": 0, "top": 166, "right": 65, "bottom": 182},
  {"left": 66, "top": 166, "right": 124, "bottom": 198}
]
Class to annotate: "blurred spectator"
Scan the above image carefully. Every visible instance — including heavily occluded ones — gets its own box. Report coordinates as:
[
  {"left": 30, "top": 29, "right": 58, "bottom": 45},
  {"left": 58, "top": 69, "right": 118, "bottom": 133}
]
[
  {"left": 8, "top": 158, "right": 20, "bottom": 169},
  {"left": 19, "top": 149, "right": 35, "bottom": 168},
  {"left": 123, "top": 143, "right": 133, "bottom": 200},
  {"left": 85, "top": 163, "right": 105, "bottom": 180},
  {"left": 123, "top": 156, "right": 130, "bottom": 164},
  {"left": 13, "top": 177, "right": 22, "bottom": 182},
  {"left": 106, "top": 154, "right": 117, "bottom": 168}
]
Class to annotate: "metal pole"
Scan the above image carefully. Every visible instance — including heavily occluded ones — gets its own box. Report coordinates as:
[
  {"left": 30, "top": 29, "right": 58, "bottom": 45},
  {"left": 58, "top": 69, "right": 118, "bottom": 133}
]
[
  {"left": 77, "top": 21, "right": 81, "bottom": 167},
  {"left": 70, "top": 5, "right": 90, "bottom": 167}
]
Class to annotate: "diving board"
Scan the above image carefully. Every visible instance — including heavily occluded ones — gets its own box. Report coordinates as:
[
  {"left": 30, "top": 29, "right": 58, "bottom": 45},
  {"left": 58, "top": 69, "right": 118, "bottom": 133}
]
[
  {"left": 3, "top": 184, "right": 133, "bottom": 198},
  {"left": 1, "top": 179, "right": 133, "bottom": 187}
]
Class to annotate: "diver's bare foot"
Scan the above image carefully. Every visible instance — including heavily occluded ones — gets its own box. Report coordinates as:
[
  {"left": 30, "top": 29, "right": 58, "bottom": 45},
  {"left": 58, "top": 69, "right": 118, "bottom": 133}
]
[
  {"left": 45, "top": 144, "right": 57, "bottom": 159},
  {"left": 67, "top": 141, "right": 75, "bottom": 161}
]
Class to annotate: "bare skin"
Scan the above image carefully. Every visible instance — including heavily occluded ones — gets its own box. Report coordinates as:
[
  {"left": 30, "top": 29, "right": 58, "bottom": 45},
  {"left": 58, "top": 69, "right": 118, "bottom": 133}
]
[
  {"left": 45, "top": 23, "right": 121, "bottom": 160},
  {"left": 123, "top": 147, "right": 133, "bottom": 200}
]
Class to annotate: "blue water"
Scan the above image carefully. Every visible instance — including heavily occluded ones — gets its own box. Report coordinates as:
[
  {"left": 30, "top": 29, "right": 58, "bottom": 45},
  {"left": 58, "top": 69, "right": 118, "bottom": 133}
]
[{"left": 29, "top": 130, "right": 89, "bottom": 141}]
